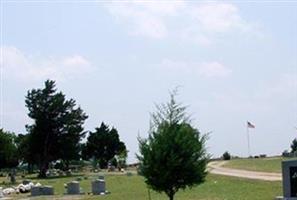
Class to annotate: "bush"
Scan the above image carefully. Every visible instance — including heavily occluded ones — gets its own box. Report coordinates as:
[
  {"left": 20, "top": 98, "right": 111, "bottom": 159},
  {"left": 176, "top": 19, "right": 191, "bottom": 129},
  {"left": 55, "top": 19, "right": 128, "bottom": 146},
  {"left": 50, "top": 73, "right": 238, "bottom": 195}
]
[
  {"left": 291, "top": 138, "right": 297, "bottom": 153},
  {"left": 282, "top": 150, "right": 290, "bottom": 157},
  {"left": 222, "top": 151, "right": 231, "bottom": 160}
]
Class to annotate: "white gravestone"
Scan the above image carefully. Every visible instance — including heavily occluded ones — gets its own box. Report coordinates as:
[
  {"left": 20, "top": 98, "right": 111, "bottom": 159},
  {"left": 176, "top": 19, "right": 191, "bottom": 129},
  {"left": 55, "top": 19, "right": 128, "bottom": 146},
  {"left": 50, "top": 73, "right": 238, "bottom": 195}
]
[{"left": 31, "top": 186, "right": 43, "bottom": 196}]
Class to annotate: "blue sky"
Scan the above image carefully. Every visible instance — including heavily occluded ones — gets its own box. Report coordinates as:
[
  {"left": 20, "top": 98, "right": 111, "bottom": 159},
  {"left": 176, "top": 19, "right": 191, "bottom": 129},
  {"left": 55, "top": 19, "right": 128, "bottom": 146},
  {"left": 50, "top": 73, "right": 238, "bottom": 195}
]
[{"left": 1, "top": 1, "right": 297, "bottom": 163}]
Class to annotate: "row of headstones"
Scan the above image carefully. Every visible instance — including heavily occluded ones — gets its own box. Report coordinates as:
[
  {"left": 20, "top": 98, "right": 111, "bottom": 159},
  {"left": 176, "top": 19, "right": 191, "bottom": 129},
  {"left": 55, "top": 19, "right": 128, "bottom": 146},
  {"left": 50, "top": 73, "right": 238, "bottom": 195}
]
[{"left": 31, "top": 179, "right": 106, "bottom": 197}]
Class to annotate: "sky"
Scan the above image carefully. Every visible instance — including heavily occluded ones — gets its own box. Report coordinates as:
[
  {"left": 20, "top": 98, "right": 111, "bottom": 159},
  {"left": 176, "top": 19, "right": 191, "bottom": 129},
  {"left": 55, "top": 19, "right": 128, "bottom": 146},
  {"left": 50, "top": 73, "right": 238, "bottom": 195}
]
[{"left": 0, "top": 0, "right": 296, "bottom": 163}]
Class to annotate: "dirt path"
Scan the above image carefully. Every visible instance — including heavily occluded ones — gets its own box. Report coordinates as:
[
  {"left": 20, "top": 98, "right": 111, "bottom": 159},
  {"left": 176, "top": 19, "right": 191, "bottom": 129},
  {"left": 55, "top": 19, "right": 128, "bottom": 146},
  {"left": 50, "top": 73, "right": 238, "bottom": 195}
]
[{"left": 208, "top": 161, "right": 282, "bottom": 181}]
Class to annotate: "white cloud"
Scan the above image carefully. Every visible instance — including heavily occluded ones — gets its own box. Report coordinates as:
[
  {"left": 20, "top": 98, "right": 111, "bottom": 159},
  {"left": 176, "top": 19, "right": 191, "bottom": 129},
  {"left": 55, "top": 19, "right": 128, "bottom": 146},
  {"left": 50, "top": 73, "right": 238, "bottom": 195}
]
[
  {"left": 62, "top": 55, "right": 90, "bottom": 67},
  {"left": 198, "top": 61, "right": 232, "bottom": 78},
  {"left": 256, "top": 73, "right": 297, "bottom": 101},
  {"left": 159, "top": 58, "right": 232, "bottom": 78},
  {"left": 211, "top": 72, "right": 297, "bottom": 114},
  {"left": 105, "top": 1, "right": 255, "bottom": 44},
  {"left": 181, "top": 2, "right": 254, "bottom": 46},
  {"left": 106, "top": 1, "right": 184, "bottom": 39},
  {"left": 180, "top": 27, "right": 213, "bottom": 46},
  {"left": 1, "top": 46, "right": 95, "bottom": 82},
  {"left": 128, "top": 1, "right": 185, "bottom": 15},
  {"left": 190, "top": 3, "right": 243, "bottom": 33}
]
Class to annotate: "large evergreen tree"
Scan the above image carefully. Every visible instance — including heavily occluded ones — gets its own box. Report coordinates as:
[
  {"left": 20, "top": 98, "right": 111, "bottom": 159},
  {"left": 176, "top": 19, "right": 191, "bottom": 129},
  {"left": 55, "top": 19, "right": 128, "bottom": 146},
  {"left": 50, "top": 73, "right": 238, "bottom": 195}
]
[
  {"left": 83, "top": 122, "right": 127, "bottom": 168},
  {"left": 137, "top": 92, "right": 208, "bottom": 200},
  {"left": 25, "top": 80, "right": 88, "bottom": 177}
]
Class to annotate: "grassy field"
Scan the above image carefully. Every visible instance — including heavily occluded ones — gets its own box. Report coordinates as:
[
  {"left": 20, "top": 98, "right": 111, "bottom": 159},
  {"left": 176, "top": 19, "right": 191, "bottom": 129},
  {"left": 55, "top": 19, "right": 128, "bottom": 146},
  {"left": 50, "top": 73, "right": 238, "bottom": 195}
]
[
  {"left": 0, "top": 173, "right": 281, "bottom": 200},
  {"left": 223, "top": 157, "right": 294, "bottom": 173}
]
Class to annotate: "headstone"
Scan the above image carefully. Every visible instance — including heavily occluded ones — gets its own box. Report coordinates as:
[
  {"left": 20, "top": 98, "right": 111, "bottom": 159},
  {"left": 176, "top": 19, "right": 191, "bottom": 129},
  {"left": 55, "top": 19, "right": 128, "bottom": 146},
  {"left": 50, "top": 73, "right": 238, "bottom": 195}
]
[
  {"left": 92, "top": 179, "right": 106, "bottom": 195},
  {"left": 0, "top": 187, "right": 4, "bottom": 198},
  {"left": 31, "top": 186, "right": 54, "bottom": 196},
  {"left": 10, "top": 169, "right": 16, "bottom": 184},
  {"left": 67, "top": 181, "right": 80, "bottom": 195},
  {"left": 43, "top": 186, "right": 54, "bottom": 195},
  {"left": 278, "top": 160, "right": 297, "bottom": 200},
  {"left": 31, "top": 186, "right": 43, "bottom": 196},
  {"left": 66, "top": 170, "right": 72, "bottom": 176}
]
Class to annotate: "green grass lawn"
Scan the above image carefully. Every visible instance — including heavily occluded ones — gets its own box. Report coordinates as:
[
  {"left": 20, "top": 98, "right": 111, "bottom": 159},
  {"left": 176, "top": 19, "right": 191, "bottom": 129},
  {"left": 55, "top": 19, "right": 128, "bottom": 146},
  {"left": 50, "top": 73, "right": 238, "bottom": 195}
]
[
  {"left": 223, "top": 157, "right": 295, "bottom": 173},
  {"left": 0, "top": 173, "right": 281, "bottom": 200}
]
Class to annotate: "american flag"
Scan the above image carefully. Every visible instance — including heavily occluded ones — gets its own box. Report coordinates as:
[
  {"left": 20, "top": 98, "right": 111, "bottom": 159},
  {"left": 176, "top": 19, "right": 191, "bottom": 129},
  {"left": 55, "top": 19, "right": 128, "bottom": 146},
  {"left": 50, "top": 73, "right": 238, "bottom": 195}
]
[{"left": 247, "top": 121, "right": 255, "bottom": 128}]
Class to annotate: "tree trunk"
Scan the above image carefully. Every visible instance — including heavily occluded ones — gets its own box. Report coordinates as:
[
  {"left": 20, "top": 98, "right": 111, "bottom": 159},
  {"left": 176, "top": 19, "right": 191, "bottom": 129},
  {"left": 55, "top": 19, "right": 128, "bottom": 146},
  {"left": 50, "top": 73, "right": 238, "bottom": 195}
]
[
  {"left": 39, "top": 168, "right": 47, "bottom": 178},
  {"left": 167, "top": 190, "right": 175, "bottom": 200},
  {"left": 27, "top": 163, "right": 34, "bottom": 174},
  {"left": 38, "top": 162, "right": 48, "bottom": 178},
  {"left": 65, "top": 160, "right": 69, "bottom": 170},
  {"left": 27, "top": 163, "right": 31, "bottom": 174},
  {"left": 39, "top": 131, "right": 51, "bottom": 178},
  {"left": 10, "top": 169, "right": 16, "bottom": 184}
]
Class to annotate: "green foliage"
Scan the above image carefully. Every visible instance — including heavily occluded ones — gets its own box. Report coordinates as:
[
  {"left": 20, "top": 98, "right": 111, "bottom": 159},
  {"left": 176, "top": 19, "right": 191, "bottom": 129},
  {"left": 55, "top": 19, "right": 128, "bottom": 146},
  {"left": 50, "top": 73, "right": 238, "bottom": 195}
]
[
  {"left": 116, "top": 148, "right": 128, "bottom": 169},
  {"left": 291, "top": 138, "right": 297, "bottom": 153},
  {"left": 137, "top": 92, "right": 208, "bottom": 200},
  {"left": 15, "top": 133, "right": 36, "bottom": 172},
  {"left": 25, "top": 80, "right": 88, "bottom": 177},
  {"left": 282, "top": 150, "right": 290, "bottom": 157},
  {"left": 222, "top": 151, "right": 231, "bottom": 160},
  {"left": 83, "top": 122, "right": 127, "bottom": 168},
  {"left": 0, "top": 129, "right": 19, "bottom": 169},
  {"left": 110, "top": 157, "right": 118, "bottom": 167}
]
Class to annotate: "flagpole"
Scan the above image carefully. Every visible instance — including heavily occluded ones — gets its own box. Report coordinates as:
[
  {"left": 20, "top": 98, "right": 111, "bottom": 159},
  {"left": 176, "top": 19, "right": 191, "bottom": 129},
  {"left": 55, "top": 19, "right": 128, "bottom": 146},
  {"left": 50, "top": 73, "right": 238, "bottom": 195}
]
[{"left": 247, "top": 125, "right": 251, "bottom": 157}]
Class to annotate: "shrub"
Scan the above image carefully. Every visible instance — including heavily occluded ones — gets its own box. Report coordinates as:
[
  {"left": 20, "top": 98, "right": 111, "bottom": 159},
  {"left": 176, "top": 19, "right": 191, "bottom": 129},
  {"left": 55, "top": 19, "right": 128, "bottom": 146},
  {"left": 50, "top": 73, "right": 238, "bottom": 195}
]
[{"left": 222, "top": 151, "right": 231, "bottom": 160}]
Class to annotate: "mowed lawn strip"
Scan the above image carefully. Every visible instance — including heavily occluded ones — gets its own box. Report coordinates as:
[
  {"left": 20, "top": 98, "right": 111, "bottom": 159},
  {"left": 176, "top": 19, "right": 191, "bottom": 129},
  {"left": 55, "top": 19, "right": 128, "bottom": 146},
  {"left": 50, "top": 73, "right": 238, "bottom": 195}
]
[
  {"left": 1, "top": 174, "right": 281, "bottom": 200},
  {"left": 223, "top": 157, "right": 296, "bottom": 173}
]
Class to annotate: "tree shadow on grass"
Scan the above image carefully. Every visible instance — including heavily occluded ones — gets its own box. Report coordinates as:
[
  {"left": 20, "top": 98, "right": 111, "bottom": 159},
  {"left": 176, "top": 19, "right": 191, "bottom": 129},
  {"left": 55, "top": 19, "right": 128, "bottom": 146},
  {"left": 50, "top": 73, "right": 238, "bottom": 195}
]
[{"left": 29, "top": 174, "right": 85, "bottom": 180}]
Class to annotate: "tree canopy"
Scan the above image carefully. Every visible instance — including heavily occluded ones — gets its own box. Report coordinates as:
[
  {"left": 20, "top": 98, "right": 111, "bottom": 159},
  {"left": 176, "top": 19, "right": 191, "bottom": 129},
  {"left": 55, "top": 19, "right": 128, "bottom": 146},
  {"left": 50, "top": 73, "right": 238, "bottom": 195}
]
[
  {"left": 83, "top": 122, "right": 127, "bottom": 168},
  {"left": 25, "top": 80, "right": 88, "bottom": 177},
  {"left": 291, "top": 138, "right": 297, "bottom": 153},
  {"left": 0, "top": 129, "right": 19, "bottom": 169},
  {"left": 137, "top": 92, "right": 208, "bottom": 200}
]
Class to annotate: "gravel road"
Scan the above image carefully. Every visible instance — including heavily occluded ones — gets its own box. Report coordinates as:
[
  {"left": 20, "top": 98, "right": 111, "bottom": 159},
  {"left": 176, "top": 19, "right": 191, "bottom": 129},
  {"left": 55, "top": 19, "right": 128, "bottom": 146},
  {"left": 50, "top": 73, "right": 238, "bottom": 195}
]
[{"left": 208, "top": 161, "right": 282, "bottom": 181}]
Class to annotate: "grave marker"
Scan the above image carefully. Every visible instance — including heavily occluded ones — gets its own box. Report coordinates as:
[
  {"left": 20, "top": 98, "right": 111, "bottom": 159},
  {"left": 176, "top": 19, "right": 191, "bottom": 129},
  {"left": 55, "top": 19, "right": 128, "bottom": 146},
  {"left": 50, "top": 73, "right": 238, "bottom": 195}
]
[
  {"left": 67, "top": 181, "right": 80, "bottom": 195},
  {"left": 31, "top": 185, "right": 54, "bottom": 196},
  {"left": 276, "top": 160, "right": 297, "bottom": 200},
  {"left": 92, "top": 179, "right": 106, "bottom": 195}
]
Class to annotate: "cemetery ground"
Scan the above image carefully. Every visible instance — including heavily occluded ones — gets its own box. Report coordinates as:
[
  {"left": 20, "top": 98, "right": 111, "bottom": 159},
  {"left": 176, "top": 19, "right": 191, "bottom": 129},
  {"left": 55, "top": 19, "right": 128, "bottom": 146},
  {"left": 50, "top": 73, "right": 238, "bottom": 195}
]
[
  {"left": 0, "top": 157, "right": 285, "bottom": 200},
  {"left": 223, "top": 156, "right": 291, "bottom": 173}
]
